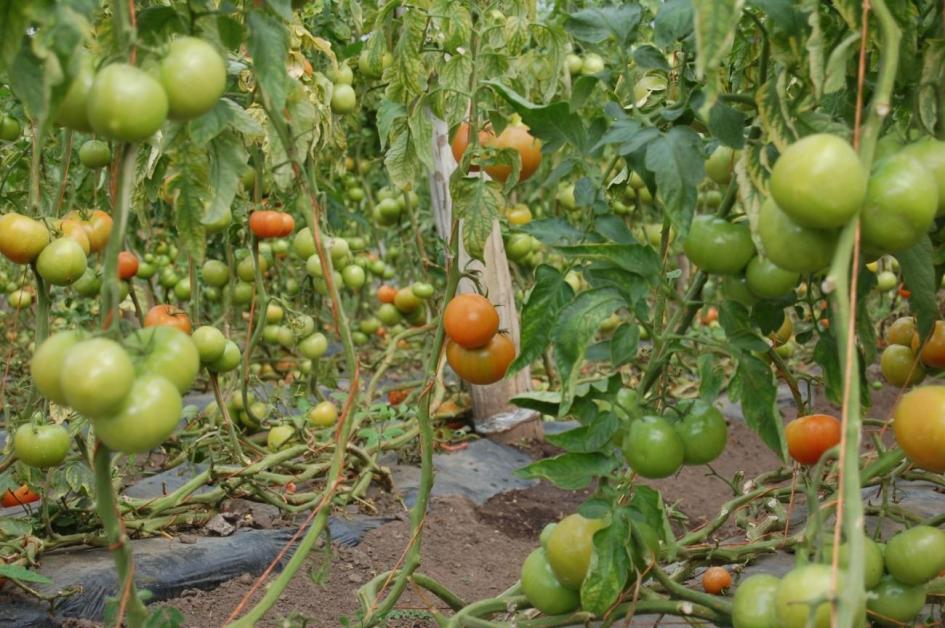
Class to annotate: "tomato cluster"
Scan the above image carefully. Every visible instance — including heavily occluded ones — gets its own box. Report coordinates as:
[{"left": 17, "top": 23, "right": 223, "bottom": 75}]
[
  {"left": 620, "top": 400, "right": 728, "bottom": 479},
  {"left": 31, "top": 327, "right": 200, "bottom": 454},
  {"left": 443, "top": 294, "right": 515, "bottom": 385}
]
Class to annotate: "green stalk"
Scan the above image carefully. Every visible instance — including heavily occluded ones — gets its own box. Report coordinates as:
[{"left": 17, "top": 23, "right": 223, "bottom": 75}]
[
  {"left": 99, "top": 146, "right": 138, "bottom": 333},
  {"left": 829, "top": 2, "right": 900, "bottom": 626},
  {"left": 93, "top": 444, "right": 148, "bottom": 627}
]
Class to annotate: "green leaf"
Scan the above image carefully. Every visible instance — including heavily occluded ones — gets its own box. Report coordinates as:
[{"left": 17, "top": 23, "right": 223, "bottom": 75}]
[
  {"left": 610, "top": 324, "right": 639, "bottom": 367},
  {"left": 167, "top": 141, "right": 210, "bottom": 261},
  {"left": 707, "top": 100, "right": 747, "bottom": 148},
  {"left": 247, "top": 8, "right": 289, "bottom": 112},
  {"left": 204, "top": 132, "right": 247, "bottom": 237},
  {"left": 918, "top": 39, "right": 945, "bottom": 136},
  {"left": 557, "top": 244, "right": 661, "bottom": 283},
  {"left": 566, "top": 6, "right": 643, "bottom": 45},
  {"left": 452, "top": 178, "right": 501, "bottom": 261},
  {"left": 486, "top": 82, "right": 588, "bottom": 152},
  {"left": 755, "top": 71, "right": 797, "bottom": 152},
  {"left": 0, "top": 516, "right": 31, "bottom": 538},
  {"left": 633, "top": 45, "right": 672, "bottom": 72},
  {"left": 654, "top": 0, "right": 694, "bottom": 48},
  {"left": 644, "top": 126, "right": 704, "bottom": 236},
  {"left": 719, "top": 302, "right": 770, "bottom": 353},
  {"left": 698, "top": 353, "right": 724, "bottom": 400},
  {"left": 546, "top": 413, "right": 619, "bottom": 453},
  {"left": 0, "top": 3, "right": 28, "bottom": 73},
  {"left": 831, "top": 0, "right": 861, "bottom": 32},
  {"left": 581, "top": 515, "right": 631, "bottom": 615},
  {"left": 515, "top": 452, "right": 617, "bottom": 490},
  {"left": 375, "top": 99, "right": 406, "bottom": 151},
  {"left": 730, "top": 354, "right": 787, "bottom": 460},
  {"left": 692, "top": 0, "right": 745, "bottom": 79},
  {"left": 511, "top": 390, "right": 562, "bottom": 415},
  {"left": 519, "top": 218, "right": 590, "bottom": 247},
  {"left": 510, "top": 265, "right": 574, "bottom": 373},
  {"left": 554, "top": 289, "right": 625, "bottom": 415},
  {"left": 898, "top": 236, "right": 937, "bottom": 341},
  {"left": 823, "top": 33, "right": 859, "bottom": 95},
  {"left": 813, "top": 330, "right": 843, "bottom": 405},
  {"left": 805, "top": 2, "right": 825, "bottom": 100},
  {"left": 0, "top": 564, "right": 51, "bottom": 585}
]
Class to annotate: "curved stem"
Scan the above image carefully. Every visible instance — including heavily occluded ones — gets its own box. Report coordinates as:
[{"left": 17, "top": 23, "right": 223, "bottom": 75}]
[{"left": 99, "top": 145, "right": 137, "bottom": 333}]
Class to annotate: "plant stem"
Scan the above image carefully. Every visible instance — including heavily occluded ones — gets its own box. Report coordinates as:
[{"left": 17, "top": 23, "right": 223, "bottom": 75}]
[
  {"left": 100, "top": 145, "right": 137, "bottom": 333},
  {"left": 93, "top": 444, "right": 148, "bottom": 627}
]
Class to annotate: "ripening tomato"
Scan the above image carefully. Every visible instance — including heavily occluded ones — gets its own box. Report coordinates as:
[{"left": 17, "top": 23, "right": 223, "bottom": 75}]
[
  {"left": 544, "top": 514, "right": 607, "bottom": 590},
  {"left": 87, "top": 63, "right": 168, "bottom": 141},
  {"left": 918, "top": 320, "right": 945, "bottom": 368},
  {"left": 57, "top": 219, "right": 91, "bottom": 255},
  {"left": 117, "top": 251, "right": 139, "bottom": 280},
  {"left": 881, "top": 345, "right": 926, "bottom": 387},
  {"left": 377, "top": 284, "right": 397, "bottom": 304},
  {"left": 0, "top": 213, "right": 50, "bottom": 264},
  {"left": 444, "top": 293, "right": 500, "bottom": 349},
  {"left": 702, "top": 567, "right": 732, "bottom": 595},
  {"left": 64, "top": 210, "right": 113, "bottom": 253},
  {"left": 1, "top": 485, "right": 39, "bottom": 508},
  {"left": 770, "top": 134, "right": 868, "bottom": 229},
  {"left": 159, "top": 37, "right": 227, "bottom": 120},
  {"left": 144, "top": 304, "right": 193, "bottom": 335},
  {"left": 445, "top": 334, "right": 515, "bottom": 385},
  {"left": 451, "top": 122, "right": 542, "bottom": 183},
  {"left": 393, "top": 287, "right": 422, "bottom": 314},
  {"left": 893, "top": 386, "right": 945, "bottom": 473},
  {"left": 884, "top": 316, "right": 918, "bottom": 347},
  {"left": 785, "top": 414, "right": 841, "bottom": 465}
]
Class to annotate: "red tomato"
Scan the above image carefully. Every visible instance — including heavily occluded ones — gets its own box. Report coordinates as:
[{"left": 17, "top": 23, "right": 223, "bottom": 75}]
[
  {"left": 143, "top": 304, "right": 193, "bottom": 334},
  {"left": 445, "top": 334, "right": 516, "bottom": 385},
  {"left": 785, "top": 414, "right": 842, "bottom": 465},
  {"left": 444, "top": 293, "right": 500, "bottom": 349},
  {"left": 1, "top": 485, "right": 39, "bottom": 508},
  {"left": 118, "top": 251, "right": 139, "bottom": 280}
]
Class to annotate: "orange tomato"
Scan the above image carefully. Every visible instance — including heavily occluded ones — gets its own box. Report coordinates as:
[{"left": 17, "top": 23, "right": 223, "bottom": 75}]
[
  {"left": 1, "top": 484, "right": 39, "bottom": 508},
  {"left": 702, "top": 567, "right": 732, "bottom": 595},
  {"left": 786, "top": 414, "right": 842, "bottom": 465},
  {"left": 919, "top": 321, "right": 945, "bottom": 368},
  {"left": 143, "top": 304, "right": 193, "bottom": 334},
  {"left": 117, "top": 250, "right": 139, "bottom": 280},
  {"left": 377, "top": 284, "right": 397, "bottom": 304},
  {"left": 444, "top": 293, "right": 500, "bottom": 349}
]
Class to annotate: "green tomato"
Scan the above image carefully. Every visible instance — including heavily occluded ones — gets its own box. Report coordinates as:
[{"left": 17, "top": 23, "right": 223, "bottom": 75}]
[
  {"left": 520, "top": 548, "right": 581, "bottom": 616},
  {"left": 61, "top": 338, "right": 136, "bottom": 418},
  {"left": 7, "top": 288, "right": 33, "bottom": 308},
  {"left": 732, "top": 574, "right": 780, "bottom": 628},
  {"left": 580, "top": 53, "right": 605, "bottom": 75},
  {"left": 683, "top": 215, "right": 755, "bottom": 275},
  {"left": 87, "top": 63, "right": 168, "bottom": 141},
  {"left": 14, "top": 423, "right": 71, "bottom": 469},
  {"left": 884, "top": 525, "right": 945, "bottom": 585},
  {"left": 159, "top": 37, "right": 227, "bottom": 120},
  {"left": 506, "top": 233, "right": 533, "bottom": 262},
  {"left": 622, "top": 416, "right": 685, "bottom": 479},
  {"left": 173, "top": 277, "right": 191, "bottom": 300},
  {"left": 31, "top": 331, "right": 87, "bottom": 405},
  {"left": 124, "top": 326, "right": 200, "bottom": 394},
  {"left": 136, "top": 261, "right": 156, "bottom": 280},
  {"left": 867, "top": 575, "right": 927, "bottom": 626},
  {"left": 900, "top": 138, "right": 945, "bottom": 215},
  {"left": 880, "top": 345, "right": 926, "bottom": 387},
  {"left": 298, "top": 332, "right": 329, "bottom": 360},
  {"left": 37, "top": 238, "right": 88, "bottom": 286},
  {"left": 276, "top": 326, "right": 294, "bottom": 348},
  {"left": 359, "top": 317, "right": 381, "bottom": 335},
  {"left": 308, "top": 400, "right": 338, "bottom": 427},
  {"left": 874, "top": 134, "right": 904, "bottom": 162},
  {"left": 305, "top": 253, "right": 324, "bottom": 277},
  {"left": 539, "top": 522, "right": 557, "bottom": 551},
  {"left": 770, "top": 133, "right": 868, "bottom": 229},
  {"left": 758, "top": 199, "right": 838, "bottom": 274},
  {"left": 294, "top": 228, "right": 317, "bottom": 259},
  {"left": 230, "top": 281, "right": 254, "bottom": 305},
  {"left": 56, "top": 55, "right": 94, "bottom": 132},
  {"left": 208, "top": 340, "right": 241, "bottom": 373},
  {"left": 720, "top": 276, "right": 759, "bottom": 308},
  {"left": 556, "top": 184, "right": 577, "bottom": 209},
  {"left": 290, "top": 315, "right": 316, "bottom": 339},
  {"left": 545, "top": 514, "right": 607, "bottom": 590},
  {"left": 377, "top": 303, "right": 402, "bottom": 326},
  {"left": 565, "top": 53, "right": 583, "bottom": 74},
  {"left": 342, "top": 264, "right": 366, "bottom": 290},
  {"left": 861, "top": 152, "right": 938, "bottom": 255},
  {"left": 411, "top": 282, "right": 434, "bottom": 299},
  {"left": 92, "top": 374, "right": 182, "bottom": 454},
  {"left": 330, "top": 83, "right": 357, "bottom": 114},
  {"left": 78, "top": 140, "right": 112, "bottom": 169},
  {"left": 201, "top": 259, "right": 230, "bottom": 287},
  {"left": 0, "top": 115, "right": 21, "bottom": 141},
  {"left": 775, "top": 564, "right": 861, "bottom": 628},
  {"left": 203, "top": 207, "right": 232, "bottom": 235},
  {"left": 72, "top": 267, "right": 102, "bottom": 297},
  {"left": 826, "top": 536, "right": 884, "bottom": 590},
  {"left": 675, "top": 401, "right": 728, "bottom": 465},
  {"left": 267, "top": 425, "right": 295, "bottom": 452},
  {"left": 705, "top": 145, "right": 738, "bottom": 186},
  {"left": 745, "top": 256, "right": 800, "bottom": 299},
  {"left": 237, "top": 255, "right": 262, "bottom": 282},
  {"left": 192, "top": 326, "right": 227, "bottom": 363},
  {"left": 329, "top": 63, "right": 354, "bottom": 85},
  {"left": 351, "top": 331, "right": 369, "bottom": 345}
]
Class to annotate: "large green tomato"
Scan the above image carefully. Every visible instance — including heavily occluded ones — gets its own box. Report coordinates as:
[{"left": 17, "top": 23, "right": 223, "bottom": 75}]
[
  {"left": 201, "top": 259, "right": 230, "bottom": 287},
  {"left": 208, "top": 340, "right": 241, "bottom": 373},
  {"left": 57, "top": 54, "right": 94, "bottom": 132},
  {"left": 675, "top": 401, "right": 727, "bottom": 465},
  {"left": 622, "top": 416, "right": 684, "bottom": 479},
  {"left": 331, "top": 84, "right": 357, "bottom": 114},
  {"left": 884, "top": 525, "right": 945, "bottom": 585},
  {"left": 826, "top": 536, "right": 884, "bottom": 589},
  {"left": 93, "top": 374, "right": 182, "bottom": 454},
  {"left": 545, "top": 514, "right": 607, "bottom": 590},
  {"left": 520, "top": 549, "right": 581, "bottom": 616},
  {"left": 87, "top": 63, "right": 168, "bottom": 142},
  {"left": 860, "top": 152, "right": 938, "bottom": 255},
  {"left": 37, "top": 238, "right": 88, "bottom": 286},
  {"left": 293, "top": 228, "right": 317, "bottom": 259},
  {"left": 776, "top": 564, "right": 839, "bottom": 628},
  {"left": 124, "top": 326, "right": 200, "bottom": 394},
  {"left": 192, "top": 326, "right": 227, "bottom": 363},
  {"left": 732, "top": 574, "right": 780, "bottom": 628},
  {"left": 299, "top": 332, "right": 329, "bottom": 359},
  {"left": 770, "top": 133, "right": 868, "bottom": 229},
  {"left": 61, "top": 338, "right": 136, "bottom": 418},
  {"left": 159, "top": 37, "right": 227, "bottom": 120},
  {"left": 866, "top": 575, "right": 927, "bottom": 626},
  {"left": 683, "top": 215, "right": 755, "bottom": 275},
  {"left": 78, "top": 140, "right": 111, "bottom": 169},
  {"left": 720, "top": 275, "right": 758, "bottom": 307},
  {"left": 32, "top": 331, "right": 86, "bottom": 405},
  {"left": 900, "top": 138, "right": 945, "bottom": 215},
  {"left": 745, "top": 256, "right": 799, "bottom": 299},
  {"left": 758, "top": 199, "right": 837, "bottom": 274},
  {"left": 14, "top": 423, "right": 71, "bottom": 469},
  {"left": 874, "top": 134, "right": 904, "bottom": 162},
  {"left": 705, "top": 145, "right": 738, "bottom": 185}
]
